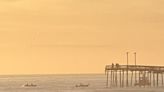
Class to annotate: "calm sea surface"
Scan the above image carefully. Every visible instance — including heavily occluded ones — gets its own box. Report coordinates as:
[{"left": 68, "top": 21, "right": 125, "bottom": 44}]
[
  {"left": 0, "top": 74, "right": 107, "bottom": 92},
  {"left": 0, "top": 74, "right": 163, "bottom": 92}
]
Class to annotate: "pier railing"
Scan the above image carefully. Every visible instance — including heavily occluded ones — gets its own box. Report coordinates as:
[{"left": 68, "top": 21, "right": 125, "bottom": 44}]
[{"left": 105, "top": 65, "right": 164, "bottom": 72}]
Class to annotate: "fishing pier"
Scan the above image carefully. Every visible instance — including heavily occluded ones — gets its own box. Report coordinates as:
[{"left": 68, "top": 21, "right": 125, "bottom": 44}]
[{"left": 105, "top": 52, "right": 164, "bottom": 88}]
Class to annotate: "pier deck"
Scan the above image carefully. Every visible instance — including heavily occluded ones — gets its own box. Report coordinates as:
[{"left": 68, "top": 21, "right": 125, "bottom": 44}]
[{"left": 105, "top": 65, "right": 164, "bottom": 72}]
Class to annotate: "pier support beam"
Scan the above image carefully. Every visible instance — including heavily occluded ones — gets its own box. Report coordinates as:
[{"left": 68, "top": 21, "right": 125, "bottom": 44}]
[
  {"left": 110, "top": 70, "right": 113, "bottom": 87},
  {"left": 115, "top": 70, "right": 118, "bottom": 87},
  {"left": 153, "top": 72, "right": 155, "bottom": 87},
  {"left": 122, "top": 70, "right": 124, "bottom": 87},
  {"left": 149, "top": 71, "right": 152, "bottom": 87},
  {"left": 157, "top": 73, "right": 159, "bottom": 87},
  {"left": 139, "top": 71, "right": 141, "bottom": 87},
  {"left": 126, "top": 52, "right": 129, "bottom": 87},
  {"left": 131, "top": 71, "right": 133, "bottom": 87},
  {"left": 120, "top": 70, "right": 122, "bottom": 87},
  {"left": 162, "top": 72, "right": 163, "bottom": 86},
  {"left": 106, "top": 70, "right": 109, "bottom": 87}
]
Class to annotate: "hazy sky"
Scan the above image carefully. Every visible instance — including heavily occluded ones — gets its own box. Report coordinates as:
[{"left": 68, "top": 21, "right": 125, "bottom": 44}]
[{"left": 0, "top": 0, "right": 164, "bottom": 74}]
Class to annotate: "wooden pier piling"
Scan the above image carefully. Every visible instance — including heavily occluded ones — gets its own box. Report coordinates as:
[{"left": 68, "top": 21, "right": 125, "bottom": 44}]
[{"left": 162, "top": 72, "right": 163, "bottom": 86}]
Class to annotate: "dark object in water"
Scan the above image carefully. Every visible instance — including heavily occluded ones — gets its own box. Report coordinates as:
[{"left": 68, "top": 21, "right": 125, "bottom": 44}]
[
  {"left": 75, "top": 83, "right": 89, "bottom": 87},
  {"left": 23, "top": 83, "right": 37, "bottom": 87}
]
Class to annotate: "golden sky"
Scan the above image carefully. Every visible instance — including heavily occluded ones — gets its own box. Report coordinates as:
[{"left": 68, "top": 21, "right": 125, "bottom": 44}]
[{"left": 0, "top": 0, "right": 164, "bottom": 74}]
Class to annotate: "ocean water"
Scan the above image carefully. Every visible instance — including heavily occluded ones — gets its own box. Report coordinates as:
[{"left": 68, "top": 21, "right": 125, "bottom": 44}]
[{"left": 0, "top": 74, "right": 163, "bottom": 92}]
